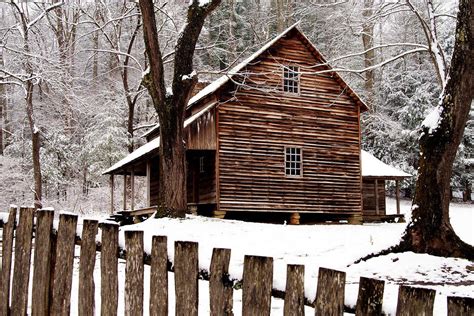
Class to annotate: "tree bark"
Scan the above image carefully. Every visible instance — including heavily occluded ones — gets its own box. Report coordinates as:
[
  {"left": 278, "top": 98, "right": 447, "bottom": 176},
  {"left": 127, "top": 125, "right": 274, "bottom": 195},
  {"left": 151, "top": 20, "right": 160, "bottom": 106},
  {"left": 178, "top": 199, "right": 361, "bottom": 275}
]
[
  {"left": 26, "top": 81, "right": 42, "bottom": 209},
  {"left": 122, "top": 13, "right": 141, "bottom": 154},
  {"left": 139, "top": 0, "right": 221, "bottom": 217},
  {"left": 0, "top": 45, "right": 5, "bottom": 155},
  {"left": 362, "top": 0, "right": 375, "bottom": 111},
  {"left": 397, "top": 0, "right": 474, "bottom": 259}
]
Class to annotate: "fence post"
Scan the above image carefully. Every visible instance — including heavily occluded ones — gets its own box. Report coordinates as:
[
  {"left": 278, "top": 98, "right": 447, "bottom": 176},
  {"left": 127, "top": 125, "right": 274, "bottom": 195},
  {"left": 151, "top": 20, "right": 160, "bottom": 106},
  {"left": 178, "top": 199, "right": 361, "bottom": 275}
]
[
  {"left": 242, "top": 255, "right": 273, "bottom": 316},
  {"left": 100, "top": 223, "right": 119, "bottom": 316},
  {"left": 174, "top": 241, "right": 199, "bottom": 316},
  {"left": 284, "top": 264, "right": 305, "bottom": 316},
  {"left": 447, "top": 296, "right": 473, "bottom": 315},
  {"left": 78, "top": 219, "right": 99, "bottom": 316},
  {"left": 0, "top": 206, "right": 17, "bottom": 316},
  {"left": 11, "top": 207, "right": 35, "bottom": 316},
  {"left": 209, "top": 248, "right": 233, "bottom": 316},
  {"left": 50, "top": 213, "right": 78, "bottom": 316},
  {"left": 150, "top": 236, "right": 168, "bottom": 316},
  {"left": 314, "top": 267, "right": 346, "bottom": 316},
  {"left": 31, "top": 209, "right": 54, "bottom": 316},
  {"left": 396, "top": 285, "right": 435, "bottom": 316},
  {"left": 125, "top": 230, "right": 144, "bottom": 316},
  {"left": 355, "top": 277, "right": 385, "bottom": 316}
]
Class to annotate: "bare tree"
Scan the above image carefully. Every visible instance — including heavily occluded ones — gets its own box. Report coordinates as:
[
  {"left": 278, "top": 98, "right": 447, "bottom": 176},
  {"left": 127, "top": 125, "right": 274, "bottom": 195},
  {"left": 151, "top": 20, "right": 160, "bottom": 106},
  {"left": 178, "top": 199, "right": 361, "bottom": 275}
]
[
  {"left": 83, "top": 2, "right": 144, "bottom": 153},
  {"left": 361, "top": 0, "right": 375, "bottom": 111},
  {"left": 139, "top": 0, "right": 221, "bottom": 217},
  {"left": 0, "top": 43, "right": 5, "bottom": 155},
  {"left": 2, "top": 1, "right": 63, "bottom": 209},
  {"left": 394, "top": 0, "right": 474, "bottom": 259}
]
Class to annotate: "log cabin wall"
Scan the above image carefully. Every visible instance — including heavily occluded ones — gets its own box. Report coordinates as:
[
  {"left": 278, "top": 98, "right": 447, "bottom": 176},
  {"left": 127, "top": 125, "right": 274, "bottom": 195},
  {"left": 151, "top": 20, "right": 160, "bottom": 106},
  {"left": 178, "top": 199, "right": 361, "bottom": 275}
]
[
  {"left": 217, "top": 31, "right": 362, "bottom": 215},
  {"left": 362, "top": 179, "right": 386, "bottom": 215}
]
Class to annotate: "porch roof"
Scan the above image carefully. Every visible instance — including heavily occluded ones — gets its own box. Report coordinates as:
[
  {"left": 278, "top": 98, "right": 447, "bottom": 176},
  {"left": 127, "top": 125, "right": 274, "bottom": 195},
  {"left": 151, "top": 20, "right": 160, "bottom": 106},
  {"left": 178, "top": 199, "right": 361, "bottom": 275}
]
[
  {"left": 103, "top": 136, "right": 160, "bottom": 175},
  {"left": 361, "top": 150, "right": 411, "bottom": 179}
]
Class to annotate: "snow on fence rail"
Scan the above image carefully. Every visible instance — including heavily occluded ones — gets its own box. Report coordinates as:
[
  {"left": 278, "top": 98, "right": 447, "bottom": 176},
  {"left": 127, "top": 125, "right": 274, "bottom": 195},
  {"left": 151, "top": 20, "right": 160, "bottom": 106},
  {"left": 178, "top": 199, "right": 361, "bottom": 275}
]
[{"left": 0, "top": 206, "right": 473, "bottom": 315}]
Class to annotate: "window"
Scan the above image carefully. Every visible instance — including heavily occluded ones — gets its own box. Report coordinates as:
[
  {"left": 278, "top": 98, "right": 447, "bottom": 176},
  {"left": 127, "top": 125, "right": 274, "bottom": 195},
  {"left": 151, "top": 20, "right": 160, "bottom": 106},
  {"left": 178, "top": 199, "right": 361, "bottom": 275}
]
[
  {"left": 199, "top": 156, "right": 205, "bottom": 173},
  {"left": 283, "top": 65, "right": 299, "bottom": 93},
  {"left": 285, "top": 147, "right": 302, "bottom": 176}
]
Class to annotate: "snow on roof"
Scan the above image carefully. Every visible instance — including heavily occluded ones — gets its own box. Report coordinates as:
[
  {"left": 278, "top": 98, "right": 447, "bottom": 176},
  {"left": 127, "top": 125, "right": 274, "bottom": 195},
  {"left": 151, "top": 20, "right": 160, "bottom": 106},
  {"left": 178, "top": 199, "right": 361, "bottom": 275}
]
[
  {"left": 104, "top": 101, "right": 218, "bottom": 174},
  {"left": 361, "top": 150, "right": 411, "bottom": 178},
  {"left": 103, "top": 136, "right": 161, "bottom": 174}
]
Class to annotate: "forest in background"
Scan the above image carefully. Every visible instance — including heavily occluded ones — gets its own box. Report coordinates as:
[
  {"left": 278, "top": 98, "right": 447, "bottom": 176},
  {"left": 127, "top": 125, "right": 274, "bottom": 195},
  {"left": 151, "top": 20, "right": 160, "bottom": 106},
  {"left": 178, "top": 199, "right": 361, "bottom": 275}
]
[{"left": 0, "top": 0, "right": 472, "bottom": 212}]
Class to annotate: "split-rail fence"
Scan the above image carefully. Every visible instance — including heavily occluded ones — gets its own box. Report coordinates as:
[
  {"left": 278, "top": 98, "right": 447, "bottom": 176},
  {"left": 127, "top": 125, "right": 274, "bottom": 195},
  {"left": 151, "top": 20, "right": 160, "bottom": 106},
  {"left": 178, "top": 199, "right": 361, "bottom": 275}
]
[{"left": 0, "top": 206, "right": 472, "bottom": 315}]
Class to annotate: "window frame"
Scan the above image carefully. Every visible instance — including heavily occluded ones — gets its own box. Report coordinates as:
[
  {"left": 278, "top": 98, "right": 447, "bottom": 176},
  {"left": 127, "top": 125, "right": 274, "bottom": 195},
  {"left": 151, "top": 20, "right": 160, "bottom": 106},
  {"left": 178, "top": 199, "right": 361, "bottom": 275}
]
[
  {"left": 282, "top": 65, "right": 300, "bottom": 95},
  {"left": 284, "top": 146, "right": 303, "bottom": 177}
]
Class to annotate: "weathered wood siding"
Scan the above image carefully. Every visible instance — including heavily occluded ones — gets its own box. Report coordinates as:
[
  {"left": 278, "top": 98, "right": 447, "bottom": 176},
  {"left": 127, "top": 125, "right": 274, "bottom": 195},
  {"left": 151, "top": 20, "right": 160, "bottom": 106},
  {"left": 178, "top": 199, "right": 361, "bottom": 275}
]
[
  {"left": 217, "top": 32, "right": 362, "bottom": 214},
  {"left": 362, "top": 179, "right": 386, "bottom": 215},
  {"left": 186, "top": 108, "right": 217, "bottom": 150}
]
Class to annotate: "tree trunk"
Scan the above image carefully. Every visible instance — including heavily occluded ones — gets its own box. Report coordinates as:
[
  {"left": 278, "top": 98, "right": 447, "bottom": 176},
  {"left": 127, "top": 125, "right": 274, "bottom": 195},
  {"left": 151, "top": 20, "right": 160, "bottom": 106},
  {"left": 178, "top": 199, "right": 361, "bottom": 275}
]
[
  {"left": 397, "top": 0, "right": 474, "bottom": 260},
  {"left": 26, "top": 81, "right": 42, "bottom": 209},
  {"left": 158, "top": 111, "right": 187, "bottom": 217},
  {"left": 0, "top": 45, "right": 5, "bottom": 155},
  {"left": 362, "top": 0, "right": 375, "bottom": 111},
  {"left": 139, "top": 0, "right": 221, "bottom": 218},
  {"left": 122, "top": 13, "right": 141, "bottom": 154}
]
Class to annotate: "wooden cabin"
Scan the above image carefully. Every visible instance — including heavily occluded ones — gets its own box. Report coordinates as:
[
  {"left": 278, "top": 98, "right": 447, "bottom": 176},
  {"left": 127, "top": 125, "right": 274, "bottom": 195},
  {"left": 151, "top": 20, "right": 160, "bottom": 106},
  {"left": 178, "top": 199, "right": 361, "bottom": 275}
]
[{"left": 103, "top": 23, "right": 410, "bottom": 223}]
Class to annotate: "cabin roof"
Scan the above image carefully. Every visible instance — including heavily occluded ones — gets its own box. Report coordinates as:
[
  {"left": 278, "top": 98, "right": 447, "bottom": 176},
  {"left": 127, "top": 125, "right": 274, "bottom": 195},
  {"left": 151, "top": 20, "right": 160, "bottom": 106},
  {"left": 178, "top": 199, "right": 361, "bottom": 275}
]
[
  {"left": 142, "top": 21, "right": 368, "bottom": 139},
  {"left": 361, "top": 150, "right": 411, "bottom": 179}
]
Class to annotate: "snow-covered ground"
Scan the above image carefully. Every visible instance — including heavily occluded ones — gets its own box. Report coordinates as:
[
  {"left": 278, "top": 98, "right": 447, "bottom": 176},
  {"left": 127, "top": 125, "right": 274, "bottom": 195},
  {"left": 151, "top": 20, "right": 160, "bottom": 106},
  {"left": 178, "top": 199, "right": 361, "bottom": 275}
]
[
  {"left": 1, "top": 198, "right": 473, "bottom": 315},
  {"left": 113, "top": 198, "right": 472, "bottom": 315}
]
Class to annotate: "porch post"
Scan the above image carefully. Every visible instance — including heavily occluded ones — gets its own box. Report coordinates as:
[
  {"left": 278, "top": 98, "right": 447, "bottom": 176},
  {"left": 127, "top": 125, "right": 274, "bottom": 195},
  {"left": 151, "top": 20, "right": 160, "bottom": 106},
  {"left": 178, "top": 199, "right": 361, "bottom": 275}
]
[
  {"left": 131, "top": 169, "right": 135, "bottom": 211},
  {"left": 396, "top": 180, "right": 401, "bottom": 215},
  {"left": 374, "top": 179, "right": 379, "bottom": 215},
  {"left": 110, "top": 174, "right": 115, "bottom": 214},
  {"left": 123, "top": 174, "right": 127, "bottom": 210},
  {"left": 146, "top": 162, "right": 151, "bottom": 207}
]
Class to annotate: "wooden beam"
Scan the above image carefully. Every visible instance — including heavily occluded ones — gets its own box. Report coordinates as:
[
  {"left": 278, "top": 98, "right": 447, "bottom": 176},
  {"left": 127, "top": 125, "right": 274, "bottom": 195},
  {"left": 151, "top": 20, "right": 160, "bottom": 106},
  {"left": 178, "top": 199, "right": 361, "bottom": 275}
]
[
  {"left": 396, "top": 180, "right": 400, "bottom": 215},
  {"left": 374, "top": 179, "right": 379, "bottom": 216},
  {"left": 110, "top": 175, "right": 115, "bottom": 214},
  {"left": 131, "top": 170, "right": 135, "bottom": 211},
  {"left": 123, "top": 174, "right": 127, "bottom": 210},
  {"left": 146, "top": 162, "right": 151, "bottom": 207}
]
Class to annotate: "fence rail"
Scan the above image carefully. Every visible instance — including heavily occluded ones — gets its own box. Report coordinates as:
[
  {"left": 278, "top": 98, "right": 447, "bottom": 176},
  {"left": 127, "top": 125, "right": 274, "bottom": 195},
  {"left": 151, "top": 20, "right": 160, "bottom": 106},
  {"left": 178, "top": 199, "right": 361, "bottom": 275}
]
[{"left": 0, "top": 207, "right": 473, "bottom": 315}]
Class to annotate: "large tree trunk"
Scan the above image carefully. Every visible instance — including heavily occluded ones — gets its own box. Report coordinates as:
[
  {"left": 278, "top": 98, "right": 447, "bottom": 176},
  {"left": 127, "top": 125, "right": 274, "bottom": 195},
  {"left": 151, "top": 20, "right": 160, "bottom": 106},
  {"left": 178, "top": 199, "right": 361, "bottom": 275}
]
[
  {"left": 397, "top": 0, "right": 474, "bottom": 259},
  {"left": 139, "top": 0, "right": 221, "bottom": 217},
  {"left": 158, "top": 109, "right": 187, "bottom": 217}
]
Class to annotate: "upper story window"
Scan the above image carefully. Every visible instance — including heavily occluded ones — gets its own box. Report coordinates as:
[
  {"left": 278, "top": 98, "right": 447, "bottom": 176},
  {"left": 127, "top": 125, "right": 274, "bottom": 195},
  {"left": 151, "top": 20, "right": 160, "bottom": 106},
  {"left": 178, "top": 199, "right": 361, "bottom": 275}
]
[
  {"left": 283, "top": 65, "right": 300, "bottom": 94},
  {"left": 285, "top": 147, "right": 302, "bottom": 176}
]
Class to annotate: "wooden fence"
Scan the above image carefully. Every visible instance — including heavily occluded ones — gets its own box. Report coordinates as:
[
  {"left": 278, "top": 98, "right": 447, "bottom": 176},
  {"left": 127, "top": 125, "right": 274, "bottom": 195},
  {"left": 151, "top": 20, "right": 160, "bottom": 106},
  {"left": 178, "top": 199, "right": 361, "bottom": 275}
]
[{"left": 0, "top": 206, "right": 473, "bottom": 315}]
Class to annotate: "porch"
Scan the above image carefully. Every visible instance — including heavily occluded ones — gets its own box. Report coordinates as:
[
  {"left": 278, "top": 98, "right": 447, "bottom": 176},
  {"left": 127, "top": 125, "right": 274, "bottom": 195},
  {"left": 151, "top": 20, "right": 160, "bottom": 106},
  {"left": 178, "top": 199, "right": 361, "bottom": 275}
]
[{"left": 103, "top": 148, "right": 217, "bottom": 222}]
